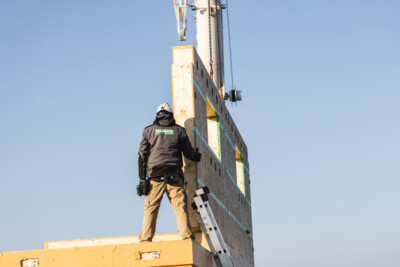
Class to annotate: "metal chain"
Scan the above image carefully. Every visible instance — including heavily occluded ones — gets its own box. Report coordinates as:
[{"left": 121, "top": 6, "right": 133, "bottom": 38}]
[
  {"left": 215, "top": 1, "right": 224, "bottom": 99},
  {"left": 208, "top": 0, "right": 213, "bottom": 79}
]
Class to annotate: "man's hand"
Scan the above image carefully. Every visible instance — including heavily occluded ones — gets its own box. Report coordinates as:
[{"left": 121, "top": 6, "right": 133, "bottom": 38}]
[
  {"left": 194, "top": 148, "right": 202, "bottom": 162},
  {"left": 196, "top": 152, "right": 202, "bottom": 162}
]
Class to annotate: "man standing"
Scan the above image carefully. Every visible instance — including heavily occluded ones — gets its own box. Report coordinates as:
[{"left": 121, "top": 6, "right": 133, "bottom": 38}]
[{"left": 138, "top": 103, "right": 201, "bottom": 242}]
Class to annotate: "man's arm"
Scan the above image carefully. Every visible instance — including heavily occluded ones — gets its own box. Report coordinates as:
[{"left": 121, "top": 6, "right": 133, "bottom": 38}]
[
  {"left": 138, "top": 131, "right": 150, "bottom": 179},
  {"left": 179, "top": 129, "right": 201, "bottom": 162}
]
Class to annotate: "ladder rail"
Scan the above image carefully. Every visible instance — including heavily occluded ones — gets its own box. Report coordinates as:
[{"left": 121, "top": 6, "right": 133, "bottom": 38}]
[{"left": 192, "top": 187, "right": 235, "bottom": 267}]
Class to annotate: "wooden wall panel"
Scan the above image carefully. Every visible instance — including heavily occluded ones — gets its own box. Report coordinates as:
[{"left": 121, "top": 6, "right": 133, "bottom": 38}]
[{"left": 172, "top": 46, "right": 254, "bottom": 266}]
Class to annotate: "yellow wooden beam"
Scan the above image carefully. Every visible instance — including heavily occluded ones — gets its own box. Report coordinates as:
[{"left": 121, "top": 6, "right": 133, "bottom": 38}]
[{"left": 0, "top": 239, "right": 212, "bottom": 267}]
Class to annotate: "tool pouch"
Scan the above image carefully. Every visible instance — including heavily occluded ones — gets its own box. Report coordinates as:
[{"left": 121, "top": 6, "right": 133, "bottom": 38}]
[
  {"left": 137, "top": 180, "right": 150, "bottom": 196},
  {"left": 140, "top": 180, "right": 150, "bottom": 195},
  {"left": 136, "top": 185, "right": 142, "bottom": 196}
]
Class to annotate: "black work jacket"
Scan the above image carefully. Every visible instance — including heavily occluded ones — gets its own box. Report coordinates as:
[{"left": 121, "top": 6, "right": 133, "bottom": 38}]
[{"left": 138, "top": 117, "right": 200, "bottom": 179}]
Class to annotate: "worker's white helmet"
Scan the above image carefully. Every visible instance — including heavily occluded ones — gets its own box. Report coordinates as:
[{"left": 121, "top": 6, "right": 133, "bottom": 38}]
[{"left": 157, "top": 103, "right": 173, "bottom": 114}]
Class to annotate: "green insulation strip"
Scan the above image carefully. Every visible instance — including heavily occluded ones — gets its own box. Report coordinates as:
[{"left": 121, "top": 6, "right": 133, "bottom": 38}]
[
  {"left": 192, "top": 127, "right": 252, "bottom": 206},
  {"left": 194, "top": 176, "right": 253, "bottom": 239},
  {"left": 242, "top": 154, "right": 246, "bottom": 195},
  {"left": 217, "top": 115, "right": 222, "bottom": 160}
]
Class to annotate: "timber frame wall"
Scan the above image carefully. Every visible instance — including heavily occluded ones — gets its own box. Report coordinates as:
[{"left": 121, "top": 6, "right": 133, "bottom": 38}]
[{"left": 172, "top": 45, "right": 254, "bottom": 267}]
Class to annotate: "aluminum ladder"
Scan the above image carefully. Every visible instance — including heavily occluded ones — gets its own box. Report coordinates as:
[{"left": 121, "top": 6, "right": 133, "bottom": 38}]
[{"left": 192, "top": 186, "right": 235, "bottom": 267}]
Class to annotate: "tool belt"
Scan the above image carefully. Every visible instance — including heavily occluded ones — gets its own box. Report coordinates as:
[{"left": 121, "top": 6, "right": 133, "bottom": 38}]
[{"left": 151, "top": 174, "right": 182, "bottom": 185}]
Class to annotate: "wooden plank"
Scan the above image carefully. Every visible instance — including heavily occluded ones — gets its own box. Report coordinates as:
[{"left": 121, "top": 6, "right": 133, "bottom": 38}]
[
  {"left": 1, "top": 239, "right": 213, "bottom": 267},
  {"left": 45, "top": 233, "right": 183, "bottom": 249},
  {"left": 172, "top": 46, "right": 199, "bottom": 230}
]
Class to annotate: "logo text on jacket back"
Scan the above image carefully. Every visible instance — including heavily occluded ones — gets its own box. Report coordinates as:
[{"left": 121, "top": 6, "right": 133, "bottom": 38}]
[{"left": 155, "top": 129, "right": 175, "bottom": 135}]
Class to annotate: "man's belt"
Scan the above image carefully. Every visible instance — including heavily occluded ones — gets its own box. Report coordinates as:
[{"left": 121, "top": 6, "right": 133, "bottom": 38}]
[{"left": 151, "top": 175, "right": 181, "bottom": 184}]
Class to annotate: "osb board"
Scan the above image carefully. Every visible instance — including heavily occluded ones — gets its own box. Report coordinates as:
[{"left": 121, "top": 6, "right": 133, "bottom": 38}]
[{"left": 171, "top": 45, "right": 254, "bottom": 266}]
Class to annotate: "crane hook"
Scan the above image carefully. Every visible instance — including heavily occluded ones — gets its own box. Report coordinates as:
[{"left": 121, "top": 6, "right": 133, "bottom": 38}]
[{"left": 173, "top": 0, "right": 188, "bottom": 41}]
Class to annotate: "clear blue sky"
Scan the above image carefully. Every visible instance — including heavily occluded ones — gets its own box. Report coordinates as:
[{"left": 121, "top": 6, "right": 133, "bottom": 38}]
[{"left": 1, "top": 1, "right": 399, "bottom": 266}]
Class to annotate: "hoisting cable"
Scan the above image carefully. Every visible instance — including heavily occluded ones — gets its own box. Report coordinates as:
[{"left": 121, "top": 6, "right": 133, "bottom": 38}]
[
  {"left": 215, "top": 1, "right": 224, "bottom": 100},
  {"left": 208, "top": 0, "right": 214, "bottom": 79},
  {"left": 226, "top": 0, "right": 235, "bottom": 91}
]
